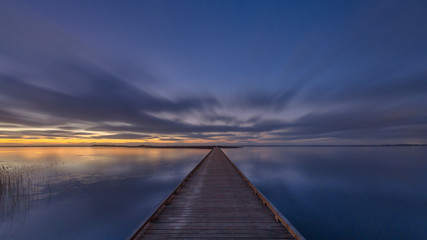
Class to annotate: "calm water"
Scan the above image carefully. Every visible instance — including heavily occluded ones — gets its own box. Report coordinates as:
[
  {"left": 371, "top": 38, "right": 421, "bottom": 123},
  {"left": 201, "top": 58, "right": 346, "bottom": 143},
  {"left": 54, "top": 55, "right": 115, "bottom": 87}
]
[
  {"left": 0, "top": 147, "right": 426, "bottom": 239},
  {"left": 224, "top": 147, "right": 427, "bottom": 240},
  {"left": 0, "top": 147, "right": 207, "bottom": 240}
]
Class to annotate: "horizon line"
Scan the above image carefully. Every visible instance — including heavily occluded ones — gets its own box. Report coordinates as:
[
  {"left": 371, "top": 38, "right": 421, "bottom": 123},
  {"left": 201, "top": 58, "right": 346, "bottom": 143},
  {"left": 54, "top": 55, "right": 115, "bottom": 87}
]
[{"left": 0, "top": 143, "right": 426, "bottom": 148}]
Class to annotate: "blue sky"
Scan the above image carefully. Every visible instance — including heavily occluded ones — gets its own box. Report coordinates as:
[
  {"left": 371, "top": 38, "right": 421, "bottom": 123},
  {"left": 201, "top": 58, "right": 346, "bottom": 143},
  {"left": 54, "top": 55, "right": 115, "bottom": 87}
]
[{"left": 0, "top": 0, "right": 426, "bottom": 145}]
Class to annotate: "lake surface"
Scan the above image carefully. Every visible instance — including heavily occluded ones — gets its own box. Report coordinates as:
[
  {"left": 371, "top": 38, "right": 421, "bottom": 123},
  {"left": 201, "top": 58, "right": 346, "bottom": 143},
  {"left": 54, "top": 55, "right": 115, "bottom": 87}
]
[{"left": 1, "top": 147, "right": 426, "bottom": 239}]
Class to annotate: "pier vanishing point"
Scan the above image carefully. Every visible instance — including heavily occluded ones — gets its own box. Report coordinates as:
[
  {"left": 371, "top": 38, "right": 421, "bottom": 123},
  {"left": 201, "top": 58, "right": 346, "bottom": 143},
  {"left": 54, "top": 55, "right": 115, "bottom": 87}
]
[{"left": 130, "top": 147, "right": 304, "bottom": 239}]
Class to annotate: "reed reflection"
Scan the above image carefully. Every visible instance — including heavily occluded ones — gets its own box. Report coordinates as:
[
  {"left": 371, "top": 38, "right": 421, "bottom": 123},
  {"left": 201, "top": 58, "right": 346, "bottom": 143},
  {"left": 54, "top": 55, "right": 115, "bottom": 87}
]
[
  {"left": 0, "top": 163, "right": 50, "bottom": 226},
  {"left": 0, "top": 147, "right": 207, "bottom": 240}
]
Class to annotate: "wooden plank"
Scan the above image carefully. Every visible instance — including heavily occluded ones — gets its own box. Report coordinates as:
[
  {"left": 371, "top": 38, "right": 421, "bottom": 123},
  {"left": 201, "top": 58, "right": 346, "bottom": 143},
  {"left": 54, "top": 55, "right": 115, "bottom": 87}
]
[
  {"left": 129, "top": 147, "right": 304, "bottom": 240},
  {"left": 145, "top": 229, "right": 288, "bottom": 234},
  {"left": 141, "top": 233, "right": 293, "bottom": 239}
]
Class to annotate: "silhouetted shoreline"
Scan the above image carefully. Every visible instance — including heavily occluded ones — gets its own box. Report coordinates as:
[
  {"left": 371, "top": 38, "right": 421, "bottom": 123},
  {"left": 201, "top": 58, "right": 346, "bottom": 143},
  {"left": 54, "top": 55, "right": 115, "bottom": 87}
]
[
  {"left": 0, "top": 144, "right": 426, "bottom": 148},
  {"left": 91, "top": 144, "right": 242, "bottom": 149},
  {"left": 241, "top": 144, "right": 427, "bottom": 147}
]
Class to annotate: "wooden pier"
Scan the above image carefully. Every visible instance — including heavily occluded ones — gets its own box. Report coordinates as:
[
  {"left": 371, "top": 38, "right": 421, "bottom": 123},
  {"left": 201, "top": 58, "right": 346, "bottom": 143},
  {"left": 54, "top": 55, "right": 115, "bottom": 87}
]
[{"left": 129, "top": 147, "right": 304, "bottom": 239}]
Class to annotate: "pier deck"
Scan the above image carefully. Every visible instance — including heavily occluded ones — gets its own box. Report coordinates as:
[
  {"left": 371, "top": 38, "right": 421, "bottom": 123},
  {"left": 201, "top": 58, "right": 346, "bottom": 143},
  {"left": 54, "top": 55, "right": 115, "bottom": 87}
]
[{"left": 130, "top": 147, "right": 304, "bottom": 239}]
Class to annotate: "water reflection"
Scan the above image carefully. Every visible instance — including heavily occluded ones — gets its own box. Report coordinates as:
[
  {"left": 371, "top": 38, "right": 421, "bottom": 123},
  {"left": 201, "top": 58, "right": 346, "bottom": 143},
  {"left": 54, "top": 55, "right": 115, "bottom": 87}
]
[
  {"left": 0, "top": 164, "right": 44, "bottom": 223},
  {"left": 0, "top": 147, "right": 207, "bottom": 240},
  {"left": 1, "top": 147, "right": 426, "bottom": 240},
  {"left": 224, "top": 147, "right": 427, "bottom": 240}
]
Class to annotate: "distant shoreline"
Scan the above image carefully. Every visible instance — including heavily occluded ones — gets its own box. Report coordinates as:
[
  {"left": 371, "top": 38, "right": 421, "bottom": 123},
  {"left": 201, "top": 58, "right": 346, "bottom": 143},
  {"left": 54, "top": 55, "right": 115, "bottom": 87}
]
[
  {"left": 91, "top": 144, "right": 242, "bottom": 149},
  {"left": 0, "top": 144, "right": 426, "bottom": 148},
  {"left": 241, "top": 144, "right": 427, "bottom": 147},
  {"left": 0, "top": 144, "right": 242, "bottom": 148}
]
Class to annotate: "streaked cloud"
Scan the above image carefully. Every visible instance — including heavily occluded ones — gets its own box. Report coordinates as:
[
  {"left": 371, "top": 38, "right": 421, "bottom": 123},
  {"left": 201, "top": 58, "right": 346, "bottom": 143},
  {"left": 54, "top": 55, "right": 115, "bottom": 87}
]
[{"left": 0, "top": 1, "right": 426, "bottom": 145}]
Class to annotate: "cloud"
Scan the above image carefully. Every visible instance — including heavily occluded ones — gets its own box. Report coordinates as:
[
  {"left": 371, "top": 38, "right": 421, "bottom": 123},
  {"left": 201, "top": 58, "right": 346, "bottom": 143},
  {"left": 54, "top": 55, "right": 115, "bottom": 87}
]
[
  {"left": 1, "top": 1, "right": 427, "bottom": 144},
  {"left": 0, "top": 71, "right": 219, "bottom": 131},
  {"left": 266, "top": 102, "right": 427, "bottom": 143},
  {"left": 0, "top": 130, "right": 92, "bottom": 138},
  {"left": 229, "top": 88, "right": 300, "bottom": 111},
  {"left": 92, "top": 133, "right": 153, "bottom": 140},
  {"left": 302, "top": 71, "right": 427, "bottom": 107}
]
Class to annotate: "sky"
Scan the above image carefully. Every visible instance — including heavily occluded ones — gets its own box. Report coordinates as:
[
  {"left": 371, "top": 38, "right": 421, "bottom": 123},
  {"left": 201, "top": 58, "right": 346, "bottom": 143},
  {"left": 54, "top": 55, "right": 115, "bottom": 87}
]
[{"left": 0, "top": 0, "right": 426, "bottom": 145}]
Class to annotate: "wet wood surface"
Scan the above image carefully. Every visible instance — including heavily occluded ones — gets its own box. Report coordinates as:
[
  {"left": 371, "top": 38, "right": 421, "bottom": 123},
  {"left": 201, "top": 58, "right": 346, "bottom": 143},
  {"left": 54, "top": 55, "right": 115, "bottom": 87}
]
[{"left": 130, "top": 147, "right": 301, "bottom": 239}]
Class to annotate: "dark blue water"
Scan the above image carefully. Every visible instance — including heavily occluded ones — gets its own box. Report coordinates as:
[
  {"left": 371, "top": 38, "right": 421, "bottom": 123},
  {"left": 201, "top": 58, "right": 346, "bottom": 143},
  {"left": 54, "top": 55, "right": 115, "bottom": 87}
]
[
  {"left": 224, "top": 147, "right": 427, "bottom": 240},
  {"left": 1, "top": 147, "right": 426, "bottom": 239}
]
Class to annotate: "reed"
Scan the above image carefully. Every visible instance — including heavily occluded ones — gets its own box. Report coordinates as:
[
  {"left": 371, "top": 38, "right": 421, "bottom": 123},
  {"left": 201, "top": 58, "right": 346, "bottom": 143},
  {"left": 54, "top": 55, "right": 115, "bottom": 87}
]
[{"left": 0, "top": 164, "right": 41, "bottom": 222}]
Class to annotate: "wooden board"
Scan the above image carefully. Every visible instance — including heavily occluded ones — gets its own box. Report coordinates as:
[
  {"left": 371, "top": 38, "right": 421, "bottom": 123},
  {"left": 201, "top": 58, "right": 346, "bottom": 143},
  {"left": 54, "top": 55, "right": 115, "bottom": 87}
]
[{"left": 129, "top": 147, "right": 304, "bottom": 239}]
